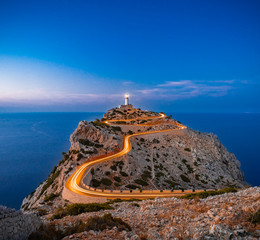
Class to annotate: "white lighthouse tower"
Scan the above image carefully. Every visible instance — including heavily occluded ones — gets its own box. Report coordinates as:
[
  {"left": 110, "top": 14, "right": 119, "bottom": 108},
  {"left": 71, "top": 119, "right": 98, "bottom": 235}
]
[
  {"left": 119, "top": 93, "right": 133, "bottom": 109},
  {"left": 125, "top": 94, "right": 129, "bottom": 105}
]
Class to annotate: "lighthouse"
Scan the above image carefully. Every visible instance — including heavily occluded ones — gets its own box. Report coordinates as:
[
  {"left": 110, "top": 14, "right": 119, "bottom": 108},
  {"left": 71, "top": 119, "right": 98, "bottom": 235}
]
[
  {"left": 125, "top": 94, "right": 129, "bottom": 105},
  {"left": 119, "top": 93, "right": 133, "bottom": 109}
]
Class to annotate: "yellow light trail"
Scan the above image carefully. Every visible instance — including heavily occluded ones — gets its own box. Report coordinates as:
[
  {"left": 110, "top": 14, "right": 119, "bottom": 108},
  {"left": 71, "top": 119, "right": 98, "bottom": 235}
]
[{"left": 64, "top": 113, "right": 202, "bottom": 200}]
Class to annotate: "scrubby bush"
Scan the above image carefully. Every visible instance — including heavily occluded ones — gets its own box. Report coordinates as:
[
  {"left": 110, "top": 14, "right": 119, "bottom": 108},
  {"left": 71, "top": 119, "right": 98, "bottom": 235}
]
[
  {"left": 91, "top": 179, "right": 101, "bottom": 188},
  {"left": 125, "top": 184, "right": 139, "bottom": 189},
  {"left": 111, "top": 126, "right": 121, "bottom": 132},
  {"left": 108, "top": 198, "right": 141, "bottom": 204},
  {"left": 134, "top": 179, "right": 148, "bottom": 186},
  {"left": 180, "top": 187, "right": 237, "bottom": 199},
  {"left": 180, "top": 174, "right": 190, "bottom": 182},
  {"left": 105, "top": 171, "right": 111, "bottom": 176},
  {"left": 110, "top": 165, "right": 117, "bottom": 171},
  {"left": 130, "top": 203, "right": 140, "bottom": 207},
  {"left": 37, "top": 209, "right": 48, "bottom": 216},
  {"left": 184, "top": 148, "right": 191, "bottom": 152},
  {"left": 83, "top": 213, "right": 131, "bottom": 231},
  {"left": 44, "top": 193, "right": 58, "bottom": 202},
  {"left": 113, "top": 176, "right": 121, "bottom": 182},
  {"left": 248, "top": 208, "right": 260, "bottom": 225},
  {"left": 51, "top": 203, "right": 114, "bottom": 220},
  {"left": 79, "top": 138, "right": 94, "bottom": 146},
  {"left": 120, "top": 171, "right": 128, "bottom": 177},
  {"left": 101, "top": 178, "right": 112, "bottom": 186},
  {"left": 39, "top": 170, "right": 61, "bottom": 197},
  {"left": 141, "top": 170, "right": 151, "bottom": 181}
]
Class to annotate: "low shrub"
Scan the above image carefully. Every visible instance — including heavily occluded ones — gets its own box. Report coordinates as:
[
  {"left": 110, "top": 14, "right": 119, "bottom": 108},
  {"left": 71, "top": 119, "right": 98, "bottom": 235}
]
[
  {"left": 125, "top": 184, "right": 139, "bottom": 189},
  {"left": 39, "top": 170, "right": 61, "bottom": 197},
  {"left": 37, "top": 208, "right": 48, "bottom": 216},
  {"left": 248, "top": 208, "right": 260, "bottom": 225},
  {"left": 79, "top": 138, "right": 94, "bottom": 146},
  {"left": 120, "top": 171, "right": 128, "bottom": 177},
  {"left": 101, "top": 178, "right": 112, "bottom": 186},
  {"left": 129, "top": 203, "right": 140, "bottom": 207},
  {"left": 180, "top": 174, "right": 190, "bottom": 182},
  {"left": 44, "top": 193, "right": 58, "bottom": 202},
  {"left": 105, "top": 171, "right": 111, "bottom": 176},
  {"left": 83, "top": 213, "right": 131, "bottom": 231},
  {"left": 180, "top": 187, "right": 237, "bottom": 199},
  {"left": 108, "top": 198, "right": 141, "bottom": 204},
  {"left": 184, "top": 147, "right": 191, "bottom": 152},
  {"left": 114, "top": 176, "right": 121, "bottom": 182},
  {"left": 134, "top": 179, "right": 148, "bottom": 186},
  {"left": 91, "top": 179, "right": 101, "bottom": 188},
  {"left": 111, "top": 126, "right": 121, "bottom": 132},
  {"left": 110, "top": 165, "right": 117, "bottom": 171},
  {"left": 51, "top": 203, "right": 114, "bottom": 220}
]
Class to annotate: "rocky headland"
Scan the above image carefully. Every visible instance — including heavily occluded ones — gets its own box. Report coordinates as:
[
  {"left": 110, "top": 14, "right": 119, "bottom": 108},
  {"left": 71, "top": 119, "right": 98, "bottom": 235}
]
[{"left": 10, "top": 106, "right": 258, "bottom": 239}]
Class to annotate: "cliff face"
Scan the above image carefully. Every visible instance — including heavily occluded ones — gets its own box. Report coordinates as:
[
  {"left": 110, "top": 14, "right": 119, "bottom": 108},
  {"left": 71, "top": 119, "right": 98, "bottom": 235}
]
[{"left": 21, "top": 107, "right": 246, "bottom": 213}]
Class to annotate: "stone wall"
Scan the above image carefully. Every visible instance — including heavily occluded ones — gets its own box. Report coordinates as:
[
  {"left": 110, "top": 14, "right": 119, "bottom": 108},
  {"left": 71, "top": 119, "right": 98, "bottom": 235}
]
[{"left": 0, "top": 205, "right": 41, "bottom": 240}]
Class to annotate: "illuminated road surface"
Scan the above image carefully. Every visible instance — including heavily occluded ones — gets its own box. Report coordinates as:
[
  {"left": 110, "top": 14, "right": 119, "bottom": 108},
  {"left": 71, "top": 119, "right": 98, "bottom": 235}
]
[{"left": 65, "top": 113, "right": 197, "bottom": 200}]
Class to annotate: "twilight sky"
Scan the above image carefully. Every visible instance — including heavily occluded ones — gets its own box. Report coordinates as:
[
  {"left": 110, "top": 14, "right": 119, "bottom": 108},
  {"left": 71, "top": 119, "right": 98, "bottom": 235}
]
[{"left": 0, "top": 0, "right": 259, "bottom": 113}]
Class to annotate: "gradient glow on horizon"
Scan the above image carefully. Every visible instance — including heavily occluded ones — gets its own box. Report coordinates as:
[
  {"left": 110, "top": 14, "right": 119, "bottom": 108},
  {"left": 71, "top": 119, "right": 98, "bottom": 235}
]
[{"left": 0, "top": 0, "right": 259, "bottom": 113}]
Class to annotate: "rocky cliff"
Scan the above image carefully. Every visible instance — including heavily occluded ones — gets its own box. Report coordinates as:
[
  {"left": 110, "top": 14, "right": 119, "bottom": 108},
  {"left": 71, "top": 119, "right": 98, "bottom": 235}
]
[{"left": 22, "top": 107, "right": 246, "bottom": 215}]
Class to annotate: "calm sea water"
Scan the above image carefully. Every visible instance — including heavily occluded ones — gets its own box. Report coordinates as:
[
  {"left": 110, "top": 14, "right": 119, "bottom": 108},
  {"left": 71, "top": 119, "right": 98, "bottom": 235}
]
[{"left": 0, "top": 112, "right": 259, "bottom": 209}]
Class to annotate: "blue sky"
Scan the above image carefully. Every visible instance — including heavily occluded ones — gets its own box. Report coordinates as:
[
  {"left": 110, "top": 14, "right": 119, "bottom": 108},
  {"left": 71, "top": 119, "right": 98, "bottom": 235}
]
[{"left": 0, "top": 0, "right": 259, "bottom": 112}]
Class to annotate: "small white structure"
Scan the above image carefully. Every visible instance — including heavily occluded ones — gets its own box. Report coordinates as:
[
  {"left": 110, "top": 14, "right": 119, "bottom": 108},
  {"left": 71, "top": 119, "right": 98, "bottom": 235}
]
[
  {"left": 125, "top": 94, "right": 129, "bottom": 105},
  {"left": 119, "top": 94, "right": 133, "bottom": 109}
]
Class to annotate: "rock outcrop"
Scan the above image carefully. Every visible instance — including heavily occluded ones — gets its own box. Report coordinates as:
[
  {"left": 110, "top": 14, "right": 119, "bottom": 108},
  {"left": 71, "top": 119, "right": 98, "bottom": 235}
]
[{"left": 0, "top": 205, "right": 41, "bottom": 240}]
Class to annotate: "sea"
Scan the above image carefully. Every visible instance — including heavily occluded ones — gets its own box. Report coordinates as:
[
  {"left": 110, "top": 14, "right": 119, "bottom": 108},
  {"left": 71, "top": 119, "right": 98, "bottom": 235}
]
[{"left": 0, "top": 112, "right": 259, "bottom": 209}]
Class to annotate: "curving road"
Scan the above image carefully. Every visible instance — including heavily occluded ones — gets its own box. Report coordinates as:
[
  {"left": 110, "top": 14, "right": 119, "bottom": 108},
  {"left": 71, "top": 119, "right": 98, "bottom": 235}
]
[{"left": 64, "top": 113, "right": 205, "bottom": 200}]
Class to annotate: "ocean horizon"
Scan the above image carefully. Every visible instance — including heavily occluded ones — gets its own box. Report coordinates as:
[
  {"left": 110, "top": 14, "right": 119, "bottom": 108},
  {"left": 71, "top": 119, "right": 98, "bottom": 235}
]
[{"left": 0, "top": 112, "right": 259, "bottom": 209}]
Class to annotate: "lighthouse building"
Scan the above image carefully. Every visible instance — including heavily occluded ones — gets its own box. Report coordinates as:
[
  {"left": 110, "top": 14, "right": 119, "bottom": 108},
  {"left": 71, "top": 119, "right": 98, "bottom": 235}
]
[{"left": 118, "top": 94, "right": 133, "bottom": 109}]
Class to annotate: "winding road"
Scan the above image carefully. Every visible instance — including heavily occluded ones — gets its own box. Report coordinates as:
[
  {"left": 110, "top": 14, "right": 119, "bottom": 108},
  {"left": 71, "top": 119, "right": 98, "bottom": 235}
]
[{"left": 63, "top": 112, "right": 206, "bottom": 201}]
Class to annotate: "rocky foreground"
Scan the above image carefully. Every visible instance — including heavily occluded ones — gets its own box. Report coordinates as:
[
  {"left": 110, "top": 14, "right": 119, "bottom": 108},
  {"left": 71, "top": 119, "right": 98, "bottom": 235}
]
[{"left": 35, "top": 187, "right": 260, "bottom": 240}]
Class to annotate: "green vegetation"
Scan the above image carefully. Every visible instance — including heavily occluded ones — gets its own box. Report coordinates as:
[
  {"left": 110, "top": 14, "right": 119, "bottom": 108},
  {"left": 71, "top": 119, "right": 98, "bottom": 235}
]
[
  {"left": 165, "top": 179, "right": 178, "bottom": 188},
  {"left": 130, "top": 203, "right": 140, "bottom": 207},
  {"left": 141, "top": 170, "right": 152, "bottom": 181},
  {"left": 153, "top": 139, "right": 160, "bottom": 144},
  {"left": 39, "top": 170, "right": 61, "bottom": 197},
  {"left": 101, "top": 178, "right": 112, "bottom": 186},
  {"left": 180, "top": 174, "right": 190, "bottom": 182},
  {"left": 127, "top": 130, "right": 134, "bottom": 135},
  {"left": 108, "top": 198, "right": 141, "bottom": 204},
  {"left": 120, "top": 171, "right": 128, "bottom": 177},
  {"left": 105, "top": 171, "right": 111, "bottom": 176},
  {"left": 179, "top": 187, "right": 237, "bottom": 199},
  {"left": 77, "top": 153, "right": 83, "bottom": 161},
  {"left": 90, "top": 168, "right": 94, "bottom": 175},
  {"left": 79, "top": 213, "right": 131, "bottom": 231},
  {"left": 125, "top": 184, "right": 139, "bottom": 189},
  {"left": 184, "top": 147, "right": 191, "bottom": 152},
  {"left": 134, "top": 179, "right": 149, "bottom": 186},
  {"left": 37, "top": 209, "right": 48, "bottom": 216},
  {"left": 91, "top": 179, "right": 101, "bottom": 188},
  {"left": 110, "top": 165, "right": 117, "bottom": 171},
  {"left": 51, "top": 203, "right": 114, "bottom": 220},
  {"left": 44, "top": 193, "right": 58, "bottom": 202},
  {"left": 113, "top": 176, "right": 121, "bottom": 182},
  {"left": 248, "top": 208, "right": 260, "bottom": 225},
  {"left": 79, "top": 138, "right": 94, "bottom": 146},
  {"left": 111, "top": 126, "right": 122, "bottom": 132}
]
